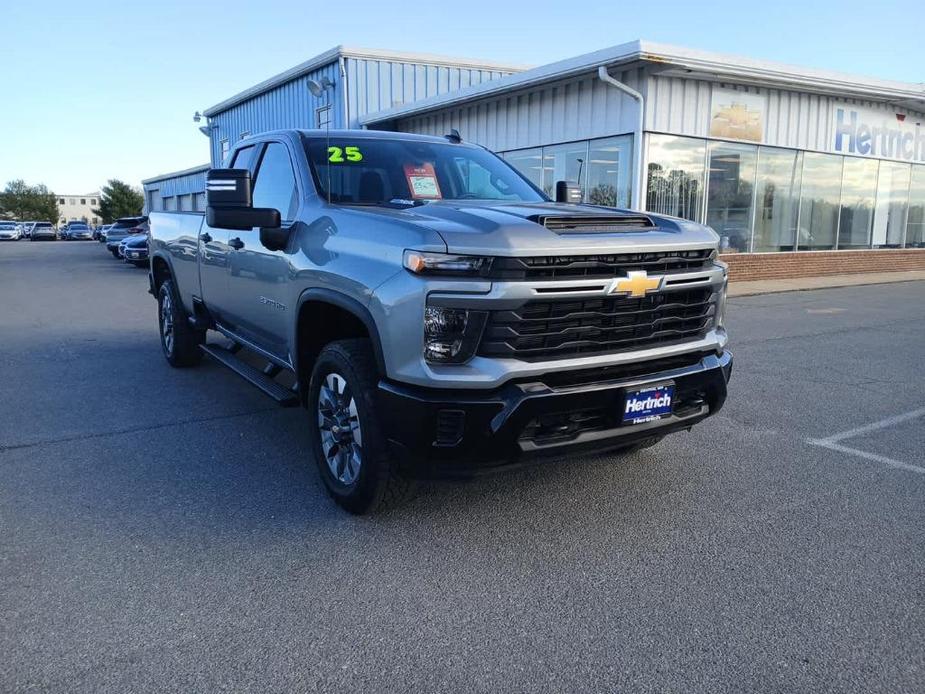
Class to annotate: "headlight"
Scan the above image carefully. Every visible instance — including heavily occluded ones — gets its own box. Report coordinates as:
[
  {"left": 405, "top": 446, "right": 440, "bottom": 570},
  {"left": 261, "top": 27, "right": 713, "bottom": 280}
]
[
  {"left": 423, "top": 306, "right": 488, "bottom": 364},
  {"left": 403, "top": 250, "right": 492, "bottom": 277}
]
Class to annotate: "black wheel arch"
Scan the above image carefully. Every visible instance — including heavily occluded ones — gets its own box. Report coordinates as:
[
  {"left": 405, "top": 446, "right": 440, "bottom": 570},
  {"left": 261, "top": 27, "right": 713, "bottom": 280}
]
[
  {"left": 149, "top": 252, "right": 173, "bottom": 295},
  {"left": 294, "top": 288, "right": 387, "bottom": 395}
]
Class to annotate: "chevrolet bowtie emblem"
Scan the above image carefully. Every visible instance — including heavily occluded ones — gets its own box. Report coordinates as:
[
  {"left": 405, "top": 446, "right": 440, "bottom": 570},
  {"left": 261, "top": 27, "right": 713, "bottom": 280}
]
[{"left": 610, "top": 270, "right": 663, "bottom": 298}]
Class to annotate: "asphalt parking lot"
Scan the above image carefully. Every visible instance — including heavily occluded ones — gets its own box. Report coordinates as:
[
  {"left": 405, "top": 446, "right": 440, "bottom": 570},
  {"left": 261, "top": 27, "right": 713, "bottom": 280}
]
[{"left": 2, "top": 241, "right": 923, "bottom": 692}]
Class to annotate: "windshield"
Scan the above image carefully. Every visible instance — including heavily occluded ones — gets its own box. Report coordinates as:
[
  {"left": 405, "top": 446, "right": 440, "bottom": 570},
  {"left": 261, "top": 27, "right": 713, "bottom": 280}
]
[
  {"left": 0, "top": 223, "right": 15, "bottom": 229},
  {"left": 70, "top": 223, "right": 88, "bottom": 229},
  {"left": 303, "top": 137, "right": 546, "bottom": 207}
]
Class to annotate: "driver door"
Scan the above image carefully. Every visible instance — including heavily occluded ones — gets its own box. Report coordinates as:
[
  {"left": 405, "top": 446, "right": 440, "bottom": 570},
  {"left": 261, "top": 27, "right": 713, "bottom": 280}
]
[{"left": 221, "top": 140, "right": 301, "bottom": 360}]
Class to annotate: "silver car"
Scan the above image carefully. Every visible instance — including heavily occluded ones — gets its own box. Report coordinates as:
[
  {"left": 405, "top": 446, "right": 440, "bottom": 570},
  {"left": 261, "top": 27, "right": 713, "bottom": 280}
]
[
  {"left": 30, "top": 222, "right": 57, "bottom": 240},
  {"left": 66, "top": 222, "right": 93, "bottom": 240},
  {"left": 0, "top": 222, "right": 21, "bottom": 240}
]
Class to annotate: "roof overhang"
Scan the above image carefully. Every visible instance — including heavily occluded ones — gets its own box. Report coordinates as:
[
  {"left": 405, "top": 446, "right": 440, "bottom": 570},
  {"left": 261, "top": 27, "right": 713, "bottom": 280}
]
[
  {"left": 142, "top": 163, "right": 210, "bottom": 186},
  {"left": 361, "top": 39, "right": 925, "bottom": 125},
  {"left": 202, "top": 45, "right": 530, "bottom": 118}
]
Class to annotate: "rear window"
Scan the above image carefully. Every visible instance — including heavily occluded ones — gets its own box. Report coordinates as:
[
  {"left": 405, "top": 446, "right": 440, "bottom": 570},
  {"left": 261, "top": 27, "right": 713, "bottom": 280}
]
[
  {"left": 0, "top": 223, "right": 15, "bottom": 229},
  {"left": 112, "top": 218, "right": 144, "bottom": 229},
  {"left": 70, "top": 223, "right": 88, "bottom": 229},
  {"left": 36, "top": 222, "right": 52, "bottom": 228}
]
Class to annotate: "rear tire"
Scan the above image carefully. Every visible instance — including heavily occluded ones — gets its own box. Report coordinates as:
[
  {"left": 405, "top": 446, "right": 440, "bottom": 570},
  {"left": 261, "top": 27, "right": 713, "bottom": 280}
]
[
  {"left": 307, "top": 339, "right": 414, "bottom": 514},
  {"left": 157, "top": 279, "right": 204, "bottom": 367}
]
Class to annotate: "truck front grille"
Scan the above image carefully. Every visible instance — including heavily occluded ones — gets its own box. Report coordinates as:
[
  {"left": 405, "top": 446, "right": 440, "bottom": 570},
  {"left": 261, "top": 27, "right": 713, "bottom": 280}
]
[
  {"left": 488, "top": 249, "right": 714, "bottom": 281},
  {"left": 478, "top": 288, "right": 715, "bottom": 361}
]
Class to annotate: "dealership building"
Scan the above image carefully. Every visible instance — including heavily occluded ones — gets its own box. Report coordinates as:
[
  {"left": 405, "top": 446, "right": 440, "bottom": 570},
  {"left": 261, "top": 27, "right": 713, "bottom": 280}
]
[{"left": 144, "top": 41, "right": 925, "bottom": 280}]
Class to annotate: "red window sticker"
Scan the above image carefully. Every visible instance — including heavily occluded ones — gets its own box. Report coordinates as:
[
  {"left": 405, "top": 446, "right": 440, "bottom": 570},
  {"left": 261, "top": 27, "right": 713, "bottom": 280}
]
[{"left": 403, "top": 162, "right": 442, "bottom": 199}]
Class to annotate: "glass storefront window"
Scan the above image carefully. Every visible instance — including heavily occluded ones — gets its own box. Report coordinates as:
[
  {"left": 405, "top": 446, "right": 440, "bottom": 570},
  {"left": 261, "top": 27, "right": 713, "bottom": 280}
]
[
  {"left": 872, "top": 161, "right": 911, "bottom": 248},
  {"left": 705, "top": 142, "right": 757, "bottom": 253},
  {"left": 542, "top": 142, "right": 588, "bottom": 198},
  {"left": 503, "top": 148, "right": 544, "bottom": 191},
  {"left": 646, "top": 134, "right": 706, "bottom": 222},
  {"left": 798, "top": 153, "right": 842, "bottom": 250},
  {"left": 502, "top": 136, "right": 634, "bottom": 208},
  {"left": 753, "top": 148, "right": 802, "bottom": 252},
  {"left": 837, "top": 157, "right": 879, "bottom": 249},
  {"left": 586, "top": 136, "right": 632, "bottom": 208},
  {"left": 907, "top": 166, "right": 925, "bottom": 248}
]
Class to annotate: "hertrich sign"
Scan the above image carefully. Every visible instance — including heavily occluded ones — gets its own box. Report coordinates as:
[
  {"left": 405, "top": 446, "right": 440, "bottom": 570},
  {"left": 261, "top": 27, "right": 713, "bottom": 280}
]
[{"left": 833, "top": 106, "right": 925, "bottom": 163}]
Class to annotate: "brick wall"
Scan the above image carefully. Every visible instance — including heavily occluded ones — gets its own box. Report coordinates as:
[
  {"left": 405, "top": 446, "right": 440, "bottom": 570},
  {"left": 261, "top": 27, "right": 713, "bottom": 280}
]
[{"left": 720, "top": 249, "right": 925, "bottom": 282}]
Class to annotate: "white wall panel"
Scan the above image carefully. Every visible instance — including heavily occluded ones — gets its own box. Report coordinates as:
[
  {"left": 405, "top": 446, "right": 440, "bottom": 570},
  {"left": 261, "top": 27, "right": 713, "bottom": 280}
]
[
  {"left": 645, "top": 73, "right": 925, "bottom": 154},
  {"left": 394, "top": 68, "right": 644, "bottom": 152}
]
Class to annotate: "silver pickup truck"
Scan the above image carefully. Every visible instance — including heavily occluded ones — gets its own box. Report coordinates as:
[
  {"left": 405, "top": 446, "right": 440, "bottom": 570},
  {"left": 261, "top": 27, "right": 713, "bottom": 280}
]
[{"left": 149, "top": 129, "right": 732, "bottom": 513}]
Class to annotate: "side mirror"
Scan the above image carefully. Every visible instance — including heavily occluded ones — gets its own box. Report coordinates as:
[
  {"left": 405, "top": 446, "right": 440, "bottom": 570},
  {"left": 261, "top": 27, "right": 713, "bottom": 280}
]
[
  {"left": 555, "top": 180, "right": 583, "bottom": 204},
  {"left": 206, "top": 168, "right": 281, "bottom": 231}
]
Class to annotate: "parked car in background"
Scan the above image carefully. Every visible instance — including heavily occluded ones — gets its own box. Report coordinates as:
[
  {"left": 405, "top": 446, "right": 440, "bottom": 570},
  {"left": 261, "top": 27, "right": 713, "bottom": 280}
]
[
  {"left": 20, "top": 222, "right": 36, "bottom": 239},
  {"left": 0, "top": 222, "right": 21, "bottom": 240},
  {"left": 121, "top": 233, "right": 149, "bottom": 267},
  {"left": 93, "top": 223, "right": 112, "bottom": 241},
  {"left": 105, "top": 216, "right": 148, "bottom": 257},
  {"left": 30, "top": 222, "right": 57, "bottom": 240},
  {"left": 65, "top": 222, "right": 93, "bottom": 240}
]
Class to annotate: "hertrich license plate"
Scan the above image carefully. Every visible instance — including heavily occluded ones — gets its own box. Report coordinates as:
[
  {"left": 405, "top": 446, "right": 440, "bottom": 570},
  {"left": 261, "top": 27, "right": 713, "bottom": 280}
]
[{"left": 622, "top": 383, "right": 675, "bottom": 425}]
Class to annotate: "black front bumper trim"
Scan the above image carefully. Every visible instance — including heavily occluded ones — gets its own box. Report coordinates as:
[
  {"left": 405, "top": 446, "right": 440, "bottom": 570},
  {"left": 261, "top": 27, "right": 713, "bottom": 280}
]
[{"left": 378, "top": 351, "right": 732, "bottom": 476}]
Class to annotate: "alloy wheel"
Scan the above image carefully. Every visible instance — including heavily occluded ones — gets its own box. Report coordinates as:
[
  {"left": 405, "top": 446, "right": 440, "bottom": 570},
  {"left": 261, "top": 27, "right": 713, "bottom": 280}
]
[{"left": 317, "top": 372, "right": 363, "bottom": 485}]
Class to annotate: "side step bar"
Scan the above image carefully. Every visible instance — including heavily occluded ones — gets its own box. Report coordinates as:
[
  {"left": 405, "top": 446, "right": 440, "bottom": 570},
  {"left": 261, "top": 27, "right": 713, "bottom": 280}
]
[{"left": 200, "top": 344, "right": 299, "bottom": 407}]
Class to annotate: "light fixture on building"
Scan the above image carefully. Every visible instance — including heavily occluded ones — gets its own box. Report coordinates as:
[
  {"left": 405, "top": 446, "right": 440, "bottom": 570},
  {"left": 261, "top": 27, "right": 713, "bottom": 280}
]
[{"left": 307, "top": 76, "right": 334, "bottom": 97}]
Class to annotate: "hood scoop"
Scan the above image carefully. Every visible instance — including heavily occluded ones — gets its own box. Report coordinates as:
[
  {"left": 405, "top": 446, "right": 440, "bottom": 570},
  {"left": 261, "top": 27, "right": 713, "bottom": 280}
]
[{"left": 530, "top": 214, "right": 655, "bottom": 234}]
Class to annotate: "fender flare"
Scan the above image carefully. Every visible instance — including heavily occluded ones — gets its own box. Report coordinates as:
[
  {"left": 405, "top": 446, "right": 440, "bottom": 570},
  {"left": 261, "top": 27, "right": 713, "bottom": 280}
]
[
  {"left": 148, "top": 250, "right": 174, "bottom": 295},
  {"left": 294, "top": 288, "right": 387, "bottom": 376}
]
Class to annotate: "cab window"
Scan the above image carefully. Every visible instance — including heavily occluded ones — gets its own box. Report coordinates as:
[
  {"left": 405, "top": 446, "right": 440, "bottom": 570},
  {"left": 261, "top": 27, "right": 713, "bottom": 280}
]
[{"left": 252, "top": 143, "right": 299, "bottom": 222}]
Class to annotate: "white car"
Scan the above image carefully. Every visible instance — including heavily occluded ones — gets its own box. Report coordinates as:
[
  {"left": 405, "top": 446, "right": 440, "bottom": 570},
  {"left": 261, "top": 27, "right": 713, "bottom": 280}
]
[{"left": 0, "top": 222, "right": 21, "bottom": 240}]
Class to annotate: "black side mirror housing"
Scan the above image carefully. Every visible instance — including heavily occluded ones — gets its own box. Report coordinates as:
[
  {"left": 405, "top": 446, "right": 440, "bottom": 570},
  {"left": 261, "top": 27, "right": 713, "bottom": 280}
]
[
  {"left": 206, "top": 168, "right": 281, "bottom": 231},
  {"left": 555, "top": 180, "right": 583, "bottom": 204},
  {"left": 207, "top": 168, "right": 252, "bottom": 208}
]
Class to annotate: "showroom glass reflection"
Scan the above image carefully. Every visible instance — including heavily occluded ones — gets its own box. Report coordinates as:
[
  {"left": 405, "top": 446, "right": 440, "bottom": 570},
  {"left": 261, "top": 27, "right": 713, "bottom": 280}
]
[{"left": 644, "top": 133, "right": 925, "bottom": 252}]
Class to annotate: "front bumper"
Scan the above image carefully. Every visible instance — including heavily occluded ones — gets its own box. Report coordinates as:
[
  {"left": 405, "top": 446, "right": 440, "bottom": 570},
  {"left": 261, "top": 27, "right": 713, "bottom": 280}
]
[
  {"left": 124, "top": 249, "right": 148, "bottom": 262},
  {"left": 378, "top": 350, "right": 732, "bottom": 475}
]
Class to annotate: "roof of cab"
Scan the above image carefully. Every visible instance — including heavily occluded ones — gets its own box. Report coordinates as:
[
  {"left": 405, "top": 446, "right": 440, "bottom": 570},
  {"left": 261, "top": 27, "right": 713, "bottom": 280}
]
[{"left": 244, "top": 128, "right": 473, "bottom": 146}]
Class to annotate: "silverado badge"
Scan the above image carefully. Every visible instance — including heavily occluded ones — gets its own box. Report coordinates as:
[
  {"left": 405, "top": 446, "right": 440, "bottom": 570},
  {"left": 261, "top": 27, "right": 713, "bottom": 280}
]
[{"left": 609, "top": 271, "right": 663, "bottom": 298}]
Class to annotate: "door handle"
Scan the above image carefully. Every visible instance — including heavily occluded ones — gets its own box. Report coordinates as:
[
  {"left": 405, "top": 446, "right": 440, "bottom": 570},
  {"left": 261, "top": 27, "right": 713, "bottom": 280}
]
[
  {"left": 200, "top": 232, "right": 212, "bottom": 243},
  {"left": 229, "top": 237, "right": 244, "bottom": 250}
]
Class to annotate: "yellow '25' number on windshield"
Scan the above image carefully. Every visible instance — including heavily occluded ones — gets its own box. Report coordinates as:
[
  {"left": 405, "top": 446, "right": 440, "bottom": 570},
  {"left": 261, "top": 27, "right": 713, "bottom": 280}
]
[{"left": 328, "top": 146, "right": 363, "bottom": 163}]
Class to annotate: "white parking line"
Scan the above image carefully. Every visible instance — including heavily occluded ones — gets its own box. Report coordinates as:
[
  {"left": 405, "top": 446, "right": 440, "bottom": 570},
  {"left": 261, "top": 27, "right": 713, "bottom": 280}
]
[{"left": 807, "top": 407, "right": 925, "bottom": 474}]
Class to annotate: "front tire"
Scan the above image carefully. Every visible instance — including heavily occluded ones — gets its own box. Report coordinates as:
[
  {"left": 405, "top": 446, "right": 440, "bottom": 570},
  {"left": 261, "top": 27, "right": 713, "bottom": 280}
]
[
  {"left": 157, "top": 279, "right": 204, "bottom": 367},
  {"left": 307, "top": 339, "right": 414, "bottom": 514}
]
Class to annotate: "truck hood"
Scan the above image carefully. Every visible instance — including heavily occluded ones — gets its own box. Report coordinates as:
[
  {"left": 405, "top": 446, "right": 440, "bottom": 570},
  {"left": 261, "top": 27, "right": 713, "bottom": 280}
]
[{"left": 352, "top": 201, "right": 718, "bottom": 255}]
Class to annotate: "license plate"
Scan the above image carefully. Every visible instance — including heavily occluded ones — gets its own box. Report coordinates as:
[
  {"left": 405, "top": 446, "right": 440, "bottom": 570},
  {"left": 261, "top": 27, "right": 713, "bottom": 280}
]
[{"left": 622, "top": 383, "right": 675, "bottom": 424}]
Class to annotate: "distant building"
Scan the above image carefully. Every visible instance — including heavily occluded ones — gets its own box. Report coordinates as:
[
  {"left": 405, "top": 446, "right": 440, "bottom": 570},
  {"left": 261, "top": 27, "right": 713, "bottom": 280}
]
[{"left": 57, "top": 194, "right": 101, "bottom": 226}]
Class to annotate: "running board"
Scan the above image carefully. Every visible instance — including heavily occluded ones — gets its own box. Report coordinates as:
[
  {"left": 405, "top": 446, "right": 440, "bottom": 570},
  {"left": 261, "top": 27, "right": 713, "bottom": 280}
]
[{"left": 200, "top": 344, "right": 299, "bottom": 407}]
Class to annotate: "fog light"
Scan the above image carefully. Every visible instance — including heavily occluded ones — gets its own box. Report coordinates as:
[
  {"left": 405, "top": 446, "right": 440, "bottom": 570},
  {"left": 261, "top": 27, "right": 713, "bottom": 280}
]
[{"left": 423, "top": 306, "right": 487, "bottom": 364}]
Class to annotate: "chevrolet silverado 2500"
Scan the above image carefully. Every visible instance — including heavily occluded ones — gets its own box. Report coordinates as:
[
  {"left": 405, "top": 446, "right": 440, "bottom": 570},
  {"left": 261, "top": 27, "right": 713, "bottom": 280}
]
[{"left": 148, "top": 129, "right": 732, "bottom": 513}]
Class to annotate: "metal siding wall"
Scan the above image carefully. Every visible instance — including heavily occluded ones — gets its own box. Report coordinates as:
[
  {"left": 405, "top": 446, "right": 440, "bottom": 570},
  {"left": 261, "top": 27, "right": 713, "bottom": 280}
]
[
  {"left": 209, "top": 62, "right": 343, "bottom": 165},
  {"left": 143, "top": 168, "right": 208, "bottom": 212},
  {"left": 644, "top": 73, "right": 925, "bottom": 153},
  {"left": 393, "top": 68, "right": 643, "bottom": 152},
  {"left": 344, "top": 57, "right": 512, "bottom": 128},
  {"left": 209, "top": 59, "right": 512, "bottom": 163}
]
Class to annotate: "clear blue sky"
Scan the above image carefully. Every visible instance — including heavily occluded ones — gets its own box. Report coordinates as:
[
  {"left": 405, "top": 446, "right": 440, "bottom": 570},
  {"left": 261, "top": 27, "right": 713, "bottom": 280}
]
[{"left": 1, "top": 0, "right": 921, "bottom": 194}]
